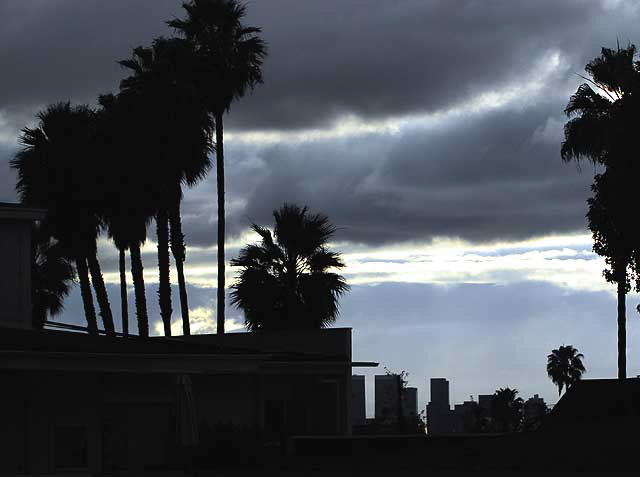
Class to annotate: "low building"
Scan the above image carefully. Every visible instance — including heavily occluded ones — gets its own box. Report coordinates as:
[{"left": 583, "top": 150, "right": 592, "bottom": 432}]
[
  {"left": 0, "top": 203, "right": 377, "bottom": 474},
  {"left": 549, "top": 378, "right": 640, "bottom": 427}
]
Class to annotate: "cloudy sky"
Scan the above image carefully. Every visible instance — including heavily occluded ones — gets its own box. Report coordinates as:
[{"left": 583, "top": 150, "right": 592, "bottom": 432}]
[{"left": 2, "top": 0, "right": 640, "bottom": 415}]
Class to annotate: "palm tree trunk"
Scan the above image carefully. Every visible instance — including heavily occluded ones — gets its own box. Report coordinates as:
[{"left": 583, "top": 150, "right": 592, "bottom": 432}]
[
  {"left": 169, "top": 202, "right": 190, "bottom": 336},
  {"left": 157, "top": 209, "right": 173, "bottom": 336},
  {"left": 75, "top": 255, "right": 98, "bottom": 335},
  {"left": 130, "top": 243, "right": 149, "bottom": 337},
  {"left": 617, "top": 270, "right": 627, "bottom": 380},
  {"left": 119, "top": 247, "right": 129, "bottom": 338},
  {"left": 87, "top": 250, "right": 115, "bottom": 337},
  {"left": 215, "top": 112, "right": 225, "bottom": 335}
]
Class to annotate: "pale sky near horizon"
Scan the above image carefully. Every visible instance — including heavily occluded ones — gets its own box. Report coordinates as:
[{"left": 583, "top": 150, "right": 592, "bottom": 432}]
[{"left": 2, "top": 0, "right": 640, "bottom": 417}]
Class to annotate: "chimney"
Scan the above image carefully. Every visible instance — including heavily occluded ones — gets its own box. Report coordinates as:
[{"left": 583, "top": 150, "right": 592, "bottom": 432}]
[{"left": 0, "top": 203, "right": 46, "bottom": 330}]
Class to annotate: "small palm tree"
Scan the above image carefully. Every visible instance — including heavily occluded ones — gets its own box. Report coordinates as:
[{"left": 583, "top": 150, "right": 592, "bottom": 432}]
[
  {"left": 547, "top": 345, "right": 586, "bottom": 396},
  {"left": 31, "top": 231, "right": 75, "bottom": 329},
  {"left": 169, "top": 0, "right": 267, "bottom": 334},
  {"left": 491, "top": 388, "right": 523, "bottom": 432},
  {"left": 231, "top": 204, "right": 349, "bottom": 331}
]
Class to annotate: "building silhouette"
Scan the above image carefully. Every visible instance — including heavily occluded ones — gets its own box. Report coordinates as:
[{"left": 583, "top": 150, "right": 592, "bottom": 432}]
[
  {"left": 426, "top": 378, "right": 454, "bottom": 434},
  {"left": 351, "top": 375, "right": 366, "bottom": 427},
  {"left": 523, "top": 393, "right": 547, "bottom": 428},
  {"left": 0, "top": 203, "right": 380, "bottom": 474},
  {"left": 375, "top": 374, "right": 400, "bottom": 423},
  {"left": 478, "top": 394, "right": 494, "bottom": 419},
  {"left": 402, "top": 387, "right": 418, "bottom": 420}
]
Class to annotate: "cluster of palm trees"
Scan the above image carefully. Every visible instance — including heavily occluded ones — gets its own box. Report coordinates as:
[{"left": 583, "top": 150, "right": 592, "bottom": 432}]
[
  {"left": 562, "top": 44, "right": 640, "bottom": 379},
  {"left": 12, "top": 0, "right": 266, "bottom": 337}
]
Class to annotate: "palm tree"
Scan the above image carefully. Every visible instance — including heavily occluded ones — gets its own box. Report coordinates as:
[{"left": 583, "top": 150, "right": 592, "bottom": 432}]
[
  {"left": 98, "top": 93, "right": 154, "bottom": 337},
  {"left": 11, "top": 102, "right": 115, "bottom": 336},
  {"left": 169, "top": 0, "right": 267, "bottom": 334},
  {"left": 231, "top": 204, "right": 349, "bottom": 331},
  {"left": 587, "top": 169, "right": 637, "bottom": 379},
  {"left": 31, "top": 230, "right": 76, "bottom": 329},
  {"left": 491, "top": 388, "right": 523, "bottom": 432},
  {"left": 118, "top": 38, "right": 213, "bottom": 336},
  {"left": 547, "top": 345, "right": 586, "bottom": 396},
  {"left": 561, "top": 44, "right": 640, "bottom": 379}
]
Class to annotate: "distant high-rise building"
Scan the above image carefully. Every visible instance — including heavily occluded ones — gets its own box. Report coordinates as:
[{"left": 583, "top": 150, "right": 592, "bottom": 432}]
[
  {"left": 523, "top": 394, "right": 547, "bottom": 426},
  {"left": 426, "top": 378, "right": 454, "bottom": 434},
  {"left": 430, "top": 378, "right": 450, "bottom": 408},
  {"left": 452, "top": 400, "right": 480, "bottom": 433},
  {"left": 402, "top": 387, "right": 418, "bottom": 419},
  {"left": 375, "top": 375, "right": 400, "bottom": 423},
  {"left": 478, "top": 394, "right": 494, "bottom": 419},
  {"left": 351, "top": 375, "right": 366, "bottom": 426}
]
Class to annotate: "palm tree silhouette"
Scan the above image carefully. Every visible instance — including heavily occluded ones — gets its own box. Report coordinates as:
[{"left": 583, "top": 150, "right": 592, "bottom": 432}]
[
  {"left": 491, "top": 388, "right": 523, "bottom": 432},
  {"left": 547, "top": 345, "right": 586, "bottom": 396},
  {"left": 12, "top": 102, "right": 115, "bottom": 336},
  {"left": 561, "top": 44, "right": 640, "bottom": 379},
  {"left": 169, "top": 0, "right": 267, "bottom": 334},
  {"left": 231, "top": 204, "right": 349, "bottom": 331},
  {"left": 97, "top": 93, "right": 156, "bottom": 337},
  {"left": 31, "top": 228, "right": 75, "bottom": 329},
  {"left": 118, "top": 37, "right": 213, "bottom": 336}
]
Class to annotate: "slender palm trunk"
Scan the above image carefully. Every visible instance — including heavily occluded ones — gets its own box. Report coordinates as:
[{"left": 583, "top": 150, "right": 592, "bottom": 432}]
[
  {"left": 169, "top": 201, "right": 190, "bottom": 336},
  {"left": 130, "top": 243, "right": 149, "bottom": 337},
  {"left": 75, "top": 255, "right": 98, "bottom": 335},
  {"left": 215, "top": 113, "right": 225, "bottom": 335},
  {"left": 87, "top": 250, "right": 115, "bottom": 337},
  {"left": 119, "top": 248, "right": 129, "bottom": 338},
  {"left": 157, "top": 209, "right": 173, "bottom": 336},
  {"left": 617, "top": 269, "right": 627, "bottom": 380}
]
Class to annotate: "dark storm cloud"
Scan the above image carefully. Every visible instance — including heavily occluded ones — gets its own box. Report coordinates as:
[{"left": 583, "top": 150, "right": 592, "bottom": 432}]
[
  {"left": 0, "top": 0, "right": 180, "bottom": 122},
  {"left": 202, "top": 99, "right": 594, "bottom": 246},
  {"left": 0, "top": 1, "right": 638, "bottom": 130},
  {"left": 0, "top": 0, "right": 633, "bottom": 247}
]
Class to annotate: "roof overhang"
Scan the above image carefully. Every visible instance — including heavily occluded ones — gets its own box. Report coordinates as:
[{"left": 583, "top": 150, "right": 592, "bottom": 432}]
[{"left": 0, "top": 202, "right": 46, "bottom": 221}]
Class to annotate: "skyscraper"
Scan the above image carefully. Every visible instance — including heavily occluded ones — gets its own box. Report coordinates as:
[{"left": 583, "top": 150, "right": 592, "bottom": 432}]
[
  {"left": 375, "top": 374, "right": 400, "bottom": 423},
  {"left": 402, "top": 387, "right": 418, "bottom": 419},
  {"left": 426, "top": 378, "right": 454, "bottom": 434},
  {"left": 351, "top": 375, "right": 366, "bottom": 426}
]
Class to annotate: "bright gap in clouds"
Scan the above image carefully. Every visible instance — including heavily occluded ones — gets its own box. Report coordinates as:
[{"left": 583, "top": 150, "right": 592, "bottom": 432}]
[{"left": 100, "top": 231, "right": 623, "bottom": 298}]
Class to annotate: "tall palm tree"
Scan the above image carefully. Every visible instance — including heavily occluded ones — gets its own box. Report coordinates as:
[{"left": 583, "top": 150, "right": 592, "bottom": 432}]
[
  {"left": 561, "top": 44, "right": 640, "bottom": 379},
  {"left": 587, "top": 169, "right": 637, "bottom": 379},
  {"left": 98, "top": 93, "right": 154, "bottom": 337},
  {"left": 118, "top": 37, "right": 213, "bottom": 336},
  {"left": 169, "top": 0, "right": 267, "bottom": 334},
  {"left": 31, "top": 230, "right": 76, "bottom": 329},
  {"left": 231, "top": 204, "right": 349, "bottom": 331},
  {"left": 12, "top": 102, "right": 115, "bottom": 336},
  {"left": 547, "top": 345, "right": 586, "bottom": 396}
]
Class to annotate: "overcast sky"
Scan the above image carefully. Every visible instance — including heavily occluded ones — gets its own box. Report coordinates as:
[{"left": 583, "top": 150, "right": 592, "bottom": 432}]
[{"left": 2, "top": 0, "right": 640, "bottom": 416}]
